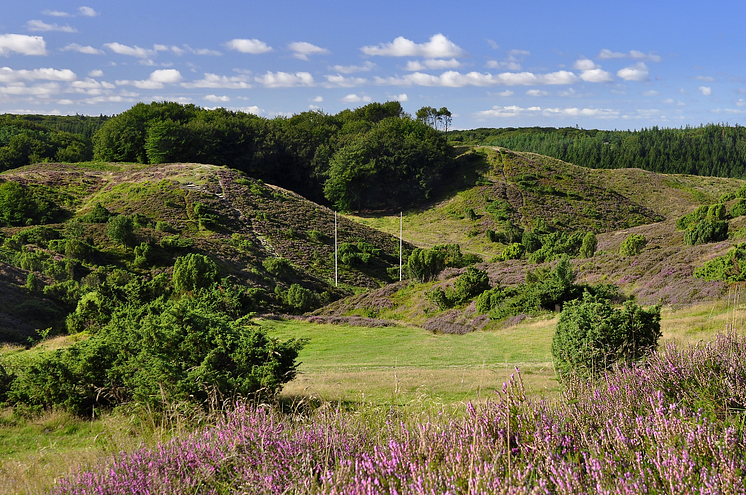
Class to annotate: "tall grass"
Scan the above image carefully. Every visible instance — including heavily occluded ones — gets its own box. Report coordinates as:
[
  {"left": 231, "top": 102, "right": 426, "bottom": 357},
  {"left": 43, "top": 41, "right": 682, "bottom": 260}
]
[{"left": 50, "top": 331, "right": 746, "bottom": 494}]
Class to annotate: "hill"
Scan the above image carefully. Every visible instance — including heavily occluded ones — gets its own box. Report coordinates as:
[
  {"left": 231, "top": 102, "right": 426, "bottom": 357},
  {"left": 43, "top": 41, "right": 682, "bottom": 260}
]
[{"left": 0, "top": 162, "right": 407, "bottom": 342}]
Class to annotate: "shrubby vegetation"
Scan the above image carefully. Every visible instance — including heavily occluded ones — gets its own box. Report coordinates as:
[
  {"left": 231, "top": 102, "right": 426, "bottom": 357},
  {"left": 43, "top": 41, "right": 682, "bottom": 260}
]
[
  {"left": 619, "top": 234, "right": 647, "bottom": 256},
  {"left": 695, "top": 243, "right": 746, "bottom": 282},
  {"left": 406, "top": 244, "right": 480, "bottom": 282},
  {"left": 552, "top": 292, "right": 661, "bottom": 378}
]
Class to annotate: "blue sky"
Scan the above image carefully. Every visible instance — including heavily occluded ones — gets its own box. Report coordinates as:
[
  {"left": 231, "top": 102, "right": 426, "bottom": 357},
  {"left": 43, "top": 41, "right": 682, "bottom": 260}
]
[{"left": 2, "top": 0, "right": 746, "bottom": 129}]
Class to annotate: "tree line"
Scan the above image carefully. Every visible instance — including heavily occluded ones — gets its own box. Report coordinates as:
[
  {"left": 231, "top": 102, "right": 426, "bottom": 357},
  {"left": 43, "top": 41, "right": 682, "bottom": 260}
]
[{"left": 449, "top": 124, "right": 746, "bottom": 178}]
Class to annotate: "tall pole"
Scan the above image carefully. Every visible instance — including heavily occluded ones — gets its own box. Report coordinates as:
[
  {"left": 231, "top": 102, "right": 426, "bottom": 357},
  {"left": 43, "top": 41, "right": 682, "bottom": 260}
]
[
  {"left": 335, "top": 211, "right": 338, "bottom": 287},
  {"left": 399, "top": 211, "right": 403, "bottom": 281}
]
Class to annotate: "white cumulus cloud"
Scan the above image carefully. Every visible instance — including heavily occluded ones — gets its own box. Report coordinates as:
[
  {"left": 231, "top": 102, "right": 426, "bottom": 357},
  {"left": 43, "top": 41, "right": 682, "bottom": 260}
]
[
  {"left": 376, "top": 70, "right": 577, "bottom": 88},
  {"left": 26, "top": 20, "right": 77, "bottom": 33},
  {"left": 255, "top": 71, "right": 314, "bottom": 88},
  {"left": 526, "top": 89, "right": 548, "bottom": 96},
  {"left": 0, "top": 67, "right": 77, "bottom": 82},
  {"left": 205, "top": 94, "right": 230, "bottom": 103},
  {"left": 580, "top": 68, "right": 614, "bottom": 83},
  {"left": 225, "top": 39, "right": 272, "bottom": 54},
  {"left": 104, "top": 42, "right": 154, "bottom": 58},
  {"left": 62, "top": 43, "right": 104, "bottom": 55},
  {"left": 149, "top": 69, "right": 182, "bottom": 84},
  {"left": 0, "top": 34, "right": 46, "bottom": 56},
  {"left": 361, "top": 33, "right": 466, "bottom": 58},
  {"left": 404, "top": 58, "right": 461, "bottom": 71},
  {"left": 288, "top": 41, "right": 329, "bottom": 60},
  {"left": 329, "top": 61, "right": 376, "bottom": 74},
  {"left": 78, "top": 7, "right": 99, "bottom": 17},
  {"left": 181, "top": 73, "right": 252, "bottom": 89},
  {"left": 324, "top": 74, "right": 367, "bottom": 88},
  {"left": 617, "top": 62, "right": 649, "bottom": 81},
  {"left": 700, "top": 86, "right": 712, "bottom": 96},
  {"left": 599, "top": 49, "right": 661, "bottom": 62},
  {"left": 341, "top": 94, "right": 371, "bottom": 103}
]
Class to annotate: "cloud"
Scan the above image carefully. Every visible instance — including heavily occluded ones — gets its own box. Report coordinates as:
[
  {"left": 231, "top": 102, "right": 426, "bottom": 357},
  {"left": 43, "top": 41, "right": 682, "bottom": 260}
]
[
  {"left": 393, "top": 93, "right": 408, "bottom": 101},
  {"left": 695, "top": 75, "right": 715, "bottom": 82},
  {"left": 573, "top": 59, "right": 597, "bottom": 71},
  {"left": 255, "top": 71, "right": 314, "bottom": 88},
  {"left": 205, "top": 94, "right": 230, "bottom": 103},
  {"left": 78, "top": 6, "right": 99, "bottom": 17},
  {"left": 699, "top": 86, "right": 712, "bottom": 96},
  {"left": 312, "top": 96, "right": 323, "bottom": 103},
  {"left": 526, "top": 89, "right": 548, "bottom": 96},
  {"left": 0, "top": 34, "right": 46, "bottom": 56},
  {"left": 361, "top": 33, "right": 466, "bottom": 58},
  {"left": 62, "top": 43, "right": 104, "bottom": 55},
  {"left": 617, "top": 62, "right": 649, "bottom": 81},
  {"left": 404, "top": 58, "right": 461, "bottom": 71},
  {"left": 329, "top": 61, "right": 376, "bottom": 74},
  {"left": 0, "top": 82, "right": 61, "bottom": 96},
  {"left": 486, "top": 39, "right": 499, "bottom": 49},
  {"left": 341, "top": 94, "right": 371, "bottom": 103},
  {"left": 599, "top": 49, "right": 661, "bottom": 62},
  {"left": 181, "top": 73, "right": 252, "bottom": 89},
  {"left": 238, "top": 106, "right": 263, "bottom": 115},
  {"left": 288, "top": 41, "right": 329, "bottom": 60},
  {"left": 642, "top": 90, "right": 659, "bottom": 96},
  {"left": 26, "top": 20, "right": 77, "bottom": 33},
  {"left": 485, "top": 60, "right": 522, "bottom": 71},
  {"left": 0, "top": 67, "right": 77, "bottom": 82},
  {"left": 67, "top": 78, "right": 115, "bottom": 95},
  {"left": 579, "top": 68, "right": 614, "bottom": 83},
  {"left": 149, "top": 69, "right": 182, "bottom": 83},
  {"left": 496, "top": 90, "right": 514, "bottom": 96},
  {"left": 376, "top": 70, "right": 578, "bottom": 87},
  {"left": 476, "top": 105, "right": 618, "bottom": 119},
  {"left": 104, "top": 42, "right": 154, "bottom": 58},
  {"left": 116, "top": 69, "right": 183, "bottom": 89},
  {"left": 324, "top": 74, "right": 367, "bottom": 87},
  {"left": 42, "top": 10, "right": 70, "bottom": 17},
  {"left": 225, "top": 38, "right": 272, "bottom": 54},
  {"left": 88, "top": 69, "right": 104, "bottom": 77}
]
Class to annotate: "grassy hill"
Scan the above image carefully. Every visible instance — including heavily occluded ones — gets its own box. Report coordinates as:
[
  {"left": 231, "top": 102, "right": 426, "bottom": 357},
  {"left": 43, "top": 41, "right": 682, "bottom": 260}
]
[{"left": 0, "top": 162, "right": 408, "bottom": 341}]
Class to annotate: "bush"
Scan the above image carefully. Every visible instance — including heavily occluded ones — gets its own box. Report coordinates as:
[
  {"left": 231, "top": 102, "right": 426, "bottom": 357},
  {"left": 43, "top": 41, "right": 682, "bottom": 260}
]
[
  {"left": 0, "top": 181, "right": 60, "bottom": 226},
  {"left": 465, "top": 207, "right": 477, "bottom": 221},
  {"left": 81, "top": 203, "right": 112, "bottom": 223},
  {"left": 580, "top": 232, "right": 597, "bottom": 258},
  {"left": 451, "top": 266, "right": 490, "bottom": 305},
  {"left": 499, "top": 243, "right": 524, "bottom": 261},
  {"left": 684, "top": 218, "right": 728, "bottom": 245},
  {"left": 263, "top": 257, "right": 291, "bottom": 277},
  {"left": 8, "top": 298, "right": 306, "bottom": 414},
  {"left": 285, "top": 284, "right": 315, "bottom": 314},
  {"left": 407, "top": 248, "right": 446, "bottom": 283},
  {"left": 695, "top": 243, "right": 746, "bottom": 282},
  {"left": 521, "top": 231, "right": 542, "bottom": 253},
  {"left": 173, "top": 253, "right": 219, "bottom": 293},
  {"left": 731, "top": 199, "right": 746, "bottom": 218},
  {"left": 552, "top": 292, "right": 661, "bottom": 379},
  {"left": 619, "top": 234, "right": 647, "bottom": 256},
  {"left": 107, "top": 215, "right": 135, "bottom": 246},
  {"left": 708, "top": 203, "right": 726, "bottom": 220}
]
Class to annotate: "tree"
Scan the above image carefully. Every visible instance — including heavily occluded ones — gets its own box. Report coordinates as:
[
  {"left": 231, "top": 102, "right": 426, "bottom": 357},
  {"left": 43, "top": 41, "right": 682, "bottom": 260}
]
[
  {"left": 552, "top": 292, "right": 661, "bottom": 379},
  {"left": 619, "top": 234, "right": 647, "bottom": 256},
  {"left": 106, "top": 215, "right": 135, "bottom": 247},
  {"left": 407, "top": 247, "right": 446, "bottom": 282},
  {"left": 173, "top": 253, "right": 219, "bottom": 293},
  {"left": 580, "top": 232, "right": 597, "bottom": 258}
]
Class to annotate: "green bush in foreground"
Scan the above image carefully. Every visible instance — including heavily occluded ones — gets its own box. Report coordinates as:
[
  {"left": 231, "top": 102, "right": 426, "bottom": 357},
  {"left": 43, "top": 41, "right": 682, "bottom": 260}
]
[
  {"left": 552, "top": 292, "right": 661, "bottom": 379},
  {"left": 685, "top": 218, "right": 728, "bottom": 245},
  {"left": 8, "top": 297, "right": 305, "bottom": 415}
]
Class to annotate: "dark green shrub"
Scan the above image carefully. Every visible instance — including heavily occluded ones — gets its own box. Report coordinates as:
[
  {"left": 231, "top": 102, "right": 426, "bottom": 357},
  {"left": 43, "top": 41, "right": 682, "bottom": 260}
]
[
  {"left": 485, "top": 200, "right": 512, "bottom": 221},
  {"left": 731, "top": 199, "right": 746, "bottom": 218},
  {"left": 486, "top": 229, "right": 501, "bottom": 243},
  {"left": 9, "top": 298, "right": 305, "bottom": 414},
  {"left": 424, "top": 286, "right": 451, "bottom": 310},
  {"left": 676, "top": 205, "right": 708, "bottom": 230},
  {"left": 263, "top": 257, "right": 291, "bottom": 277},
  {"left": 521, "top": 231, "right": 542, "bottom": 253},
  {"left": 286, "top": 284, "right": 315, "bottom": 314},
  {"left": 619, "top": 234, "right": 647, "bottom": 256},
  {"left": 133, "top": 242, "right": 152, "bottom": 267},
  {"left": 695, "top": 243, "right": 746, "bottom": 282},
  {"left": 81, "top": 203, "right": 112, "bottom": 223},
  {"left": 155, "top": 221, "right": 177, "bottom": 233},
  {"left": 173, "top": 253, "right": 219, "bottom": 293},
  {"left": 0, "top": 181, "right": 60, "bottom": 226},
  {"left": 465, "top": 207, "right": 477, "bottom": 221},
  {"left": 499, "top": 242, "right": 524, "bottom": 261},
  {"left": 450, "top": 266, "right": 490, "bottom": 305},
  {"left": 308, "top": 230, "right": 324, "bottom": 243},
  {"left": 580, "top": 232, "right": 597, "bottom": 258},
  {"left": 684, "top": 218, "right": 728, "bottom": 245},
  {"left": 552, "top": 292, "right": 661, "bottom": 379},
  {"left": 708, "top": 203, "right": 726, "bottom": 220},
  {"left": 475, "top": 287, "right": 504, "bottom": 313},
  {"left": 160, "top": 235, "right": 193, "bottom": 250},
  {"left": 107, "top": 215, "right": 135, "bottom": 246},
  {"left": 407, "top": 248, "right": 446, "bottom": 282},
  {"left": 338, "top": 242, "right": 381, "bottom": 265}
]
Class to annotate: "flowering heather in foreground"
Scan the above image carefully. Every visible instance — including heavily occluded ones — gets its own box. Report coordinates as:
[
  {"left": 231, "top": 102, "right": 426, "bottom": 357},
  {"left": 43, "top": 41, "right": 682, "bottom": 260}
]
[{"left": 53, "top": 333, "right": 746, "bottom": 494}]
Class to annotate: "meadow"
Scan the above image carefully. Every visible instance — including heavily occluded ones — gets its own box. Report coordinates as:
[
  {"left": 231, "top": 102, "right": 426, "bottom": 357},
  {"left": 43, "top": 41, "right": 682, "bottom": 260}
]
[{"left": 0, "top": 299, "right": 741, "bottom": 494}]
